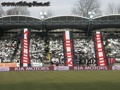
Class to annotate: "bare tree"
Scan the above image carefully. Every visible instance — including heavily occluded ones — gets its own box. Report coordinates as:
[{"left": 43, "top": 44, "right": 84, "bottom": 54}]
[
  {"left": 0, "top": 5, "right": 5, "bottom": 17},
  {"left": 117, "top": 5, "right": 120, "bottom": 14},
  {"left": 106, "top": 2, "right": 120, "bottom": 15},
  {"left": 106, "top": 3, "right": 117, "bottom": 15},
  {"left": 72, "top": 0, "right": 101, "bottom": 17},
  {"left": 46, "top": 9, "right": 54, "bottom": 18},
  {"left": 6, "top": 6, "right": 30, "bottom": 15}
]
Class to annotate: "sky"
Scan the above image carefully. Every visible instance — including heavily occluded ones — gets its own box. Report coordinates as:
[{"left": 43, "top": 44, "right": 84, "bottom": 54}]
[{"left": 0, "top": 0, "right": 120, "bottom": 18}]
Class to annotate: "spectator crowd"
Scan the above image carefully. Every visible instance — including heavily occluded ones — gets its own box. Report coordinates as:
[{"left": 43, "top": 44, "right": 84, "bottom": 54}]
[{"left": 0, "top": 33, "right": 120, "bottom": 66}]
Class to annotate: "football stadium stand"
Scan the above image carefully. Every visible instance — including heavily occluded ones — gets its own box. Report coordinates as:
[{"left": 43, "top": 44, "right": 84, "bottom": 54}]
[{"left": 0, "top": 15, "right": 120, "bottom": 67}]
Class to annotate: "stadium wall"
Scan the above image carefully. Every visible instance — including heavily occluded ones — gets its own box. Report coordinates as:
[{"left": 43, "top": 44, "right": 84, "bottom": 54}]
[{"left": 0, "top": 66, "right": 115, "bottom": 72}]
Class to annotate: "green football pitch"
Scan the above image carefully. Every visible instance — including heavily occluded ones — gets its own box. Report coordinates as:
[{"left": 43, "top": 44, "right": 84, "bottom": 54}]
[{"left": 0, "top": 71, "right": 120, "bottom": 90}]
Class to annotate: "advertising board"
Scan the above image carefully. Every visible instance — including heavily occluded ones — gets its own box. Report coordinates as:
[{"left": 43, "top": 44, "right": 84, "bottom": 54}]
[
  {"left": 0, "top": 63, "right": 17, "bottom": 67},
  {"left": 54, "top": 66, "right": 69, "bottom": 70},
  {"left": 0, "top": 67, "right": 9, "bottom": 71},
  {"left": 10, "top": 66, "right": 54, "bottom": 71},
  {"left": 74, "top": 66, "right": 112, "bottom": 70},
  {"left": 112, "top": 66, "right": 120, "bottom": 70}
]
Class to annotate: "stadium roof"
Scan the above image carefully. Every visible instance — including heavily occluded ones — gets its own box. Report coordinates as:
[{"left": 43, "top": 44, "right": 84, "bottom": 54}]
[
  {"left": 44, "top": 15, "right": 89, "bottom": 30},
  {"left": 93, "top": 14, "right": 120, "bottom": 30},
  {"left": 0, "top": 15, "right": 42, "bottom": 30},
  {"left": 0, "top": 14, "right": 120, "bottom": 31}
]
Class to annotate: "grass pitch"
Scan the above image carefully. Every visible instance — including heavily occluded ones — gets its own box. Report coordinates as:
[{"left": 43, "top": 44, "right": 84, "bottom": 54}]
[{"left": 0, "top": 71, "right": 120, "bottom": 90}]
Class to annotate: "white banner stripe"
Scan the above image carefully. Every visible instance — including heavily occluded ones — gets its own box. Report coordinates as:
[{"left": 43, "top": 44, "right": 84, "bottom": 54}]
[
  {"left": 23, "top": 63, "right": 28, "bottom": 67},
  {"left": 65, "top": 31, "right": 70, "bottom": 39}
]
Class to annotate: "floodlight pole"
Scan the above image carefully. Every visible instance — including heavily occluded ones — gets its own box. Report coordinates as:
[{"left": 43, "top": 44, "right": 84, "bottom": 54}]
[
  {"left": 40, "top": 11, "right": 47, "bottom": 20},
  {"left": 86, "top": 12, "right": 95, "bottom": 36},
  {"left": 40, "top": 11, "right": 50, "bottom": 61},
  {"left": 40, "top": 11, "right": 47, "bottom": 33}
]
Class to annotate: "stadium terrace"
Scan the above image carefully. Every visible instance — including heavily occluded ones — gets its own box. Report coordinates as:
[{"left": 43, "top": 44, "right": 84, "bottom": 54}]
[{"left": 0, "top": 15, "right": 120, "bottom": 68}]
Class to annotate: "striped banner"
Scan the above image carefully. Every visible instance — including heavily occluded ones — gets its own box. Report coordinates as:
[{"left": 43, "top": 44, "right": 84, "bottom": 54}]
[
  {"left": 94, "top": 31, "right": 108, "bottom": 66},
  {"left": 20, "top": 28, "right": 31, "bottom": 67},
  {"left": 63, "top": 31, "right": 74, "bottom": 66}
]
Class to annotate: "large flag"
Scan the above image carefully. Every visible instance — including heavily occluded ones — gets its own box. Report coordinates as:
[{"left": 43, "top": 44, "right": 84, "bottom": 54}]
[
  {"left": 20, "top": 28, "right": 31, "bottom": 67},
  {"left": 63, "top": 31, "right": 74, "bottom": 66},
  {"left": 94, "top": 31, "right": 108, "bottom": 66}
]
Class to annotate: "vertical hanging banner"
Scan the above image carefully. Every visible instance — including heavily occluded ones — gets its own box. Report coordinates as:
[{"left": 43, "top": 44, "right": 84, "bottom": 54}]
[
  {"left": 20, "top": 28, "right": 31, "bottom": 67},
  {"left": 94, "top": 31, "right": 108, "bottom": 66},
  {"left": 63, "top": 31, "right": 74, "bottom": 66}
]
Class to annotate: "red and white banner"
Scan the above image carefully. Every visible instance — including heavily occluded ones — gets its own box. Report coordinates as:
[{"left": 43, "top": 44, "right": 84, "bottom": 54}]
[
  {"left": 63, "top": 31, "right": 74, "bottom": 66},
  {"left": 94, "top": 31, "right": 108, "bottom": 66},
  {"left": 20, "top": 28, "right": 31, "bottom": 67},
  {"left": 54, "top": 66, "right": 69, "bottom": 70},
  {"left": 108, "top": 58, "right": 115, "bottom": 65}
]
